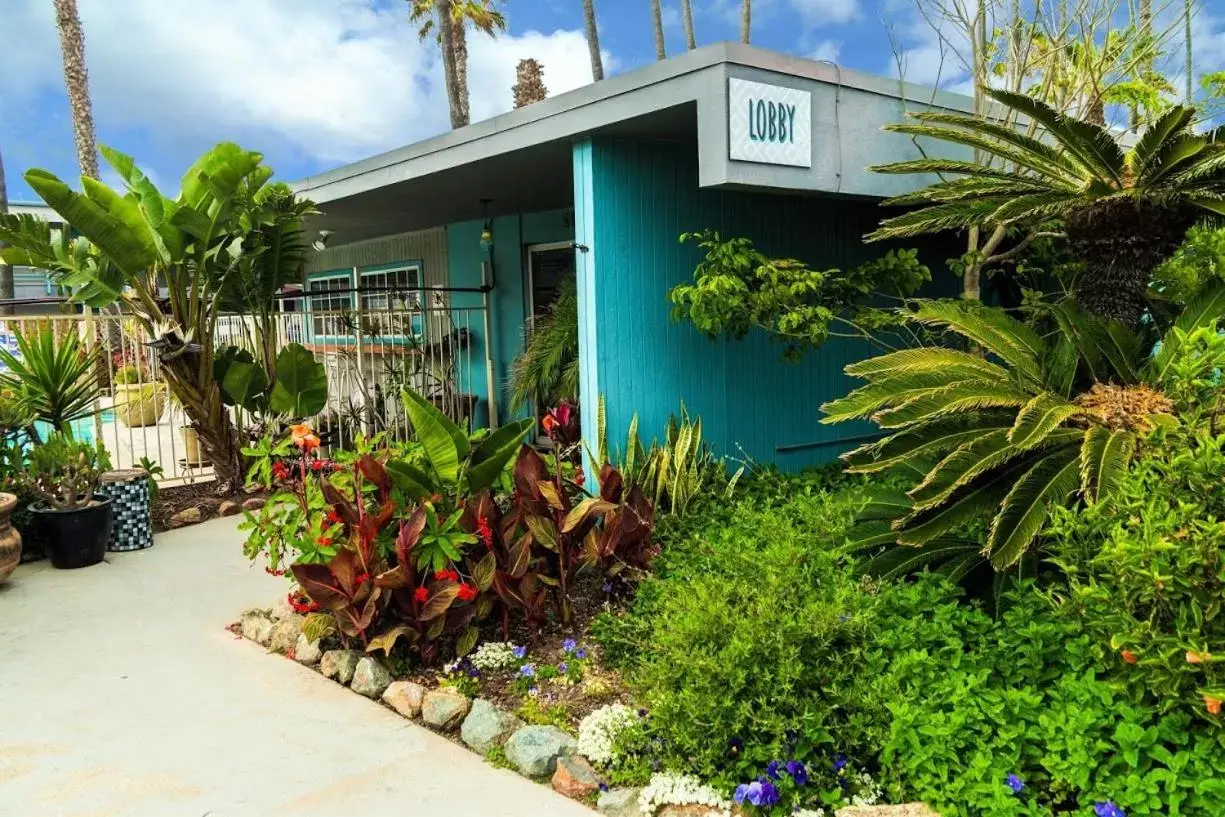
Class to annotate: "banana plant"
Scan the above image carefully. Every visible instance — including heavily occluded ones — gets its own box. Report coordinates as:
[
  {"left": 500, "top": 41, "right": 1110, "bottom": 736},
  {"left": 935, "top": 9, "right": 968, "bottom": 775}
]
[
  {"left": 385, "top": 386, "right": 534, "bottom": 502},
  {"left": 214, "top": 342, "right": 327, "bottom": 419},
  {"left": 0, "top": 144, "right": 315, "bottom": 491},
  {"left": 825, "top": 285, "right": 1225, "bottom": 576}
]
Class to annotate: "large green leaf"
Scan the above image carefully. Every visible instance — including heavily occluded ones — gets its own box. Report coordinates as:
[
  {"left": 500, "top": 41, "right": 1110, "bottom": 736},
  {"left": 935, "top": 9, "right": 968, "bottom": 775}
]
[
  {"left": 402, "top": 388, "right": 466, "bottom": 485},
  {"left": 466, "top": 418, "right": 533, "bottom": 493},
  {"left": 910, "top": 300, "right": 1045, "bottom": 384},
  {"left": 1007, "top": 394, "right": 1083, "bottom": 449},
  {"left": 385, "top": 460, "right": 436, "bottom": 501},
  {"left": 843, "top": 414, "right": 1013, "bottom": 474},
  {"left": 214, "top": 346, "right": 270, "bottom": 412},
  {"left": 987, "top": 445, "right": 1082, "bottom": 568},
  {"left": 1079, "top": 426, "right": 1136, "bottom": 505},
  {"left": 862, "top": 537, "right": 984, "bottom": 582},
  {"left": 895, "top": 461, "right": 1029, "bottom": 546},
  {"left": 268, "top": 343, "right": 327, "bottom": 418}
]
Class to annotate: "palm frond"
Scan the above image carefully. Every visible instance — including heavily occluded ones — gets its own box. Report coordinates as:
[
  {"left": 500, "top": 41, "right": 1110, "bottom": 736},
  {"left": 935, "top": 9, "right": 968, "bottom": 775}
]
[
  {"left": 908, "top": 109, "right": 1087, "bottom": 182},
  {"left": 1131, "top": 106, "right": 1197, "bottom": 180},
  {"left": 1146, "top": 281, "right": 1225, "bottom": 383},
  {"left": 1007, "top": 394, "right": 1083, "bottom": 448},
  {"left": 983, "top": 88, "right": 1126, "bottom": 184},
  {"left": 1079, "top": 426, "right": 1136, "bottom": 505},
  {"left": 877, "top": 123, "right": 1084, "bottom": 185},
  {"left": 910, "top": 300, "right": 1046, "bottom": 384},
  {"left": 986, "top": 444, "right": 1082, "bottom": 567}
]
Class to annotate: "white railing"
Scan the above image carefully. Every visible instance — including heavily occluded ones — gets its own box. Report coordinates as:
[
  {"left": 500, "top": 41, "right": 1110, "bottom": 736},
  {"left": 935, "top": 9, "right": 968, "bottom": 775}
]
[{"left": 0, "top": 289, "right": 493, "bottom": 486}]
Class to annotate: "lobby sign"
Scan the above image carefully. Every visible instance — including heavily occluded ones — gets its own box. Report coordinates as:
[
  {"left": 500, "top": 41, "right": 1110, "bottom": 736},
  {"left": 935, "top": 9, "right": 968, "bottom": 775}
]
[{"left": 728, "top": 79, "right": 812, "bottom": 168}]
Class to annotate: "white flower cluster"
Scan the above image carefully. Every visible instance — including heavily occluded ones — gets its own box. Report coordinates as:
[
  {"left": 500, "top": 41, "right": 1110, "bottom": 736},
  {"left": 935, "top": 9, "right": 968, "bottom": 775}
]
[
  {"left": 467, "top": 641, "right": 522, "bottom": 673},
  {"left": 577, "top": 704, "right": 639, "bottom": 767},
  {"left": 849, "top": 771, "right": 882, "bottom": 807},
  {"left": 794, "top": 809, "right": 827, "bottom": 817},
  {"left": 637, "top": 773, "right": 731, "bottom": 817}
]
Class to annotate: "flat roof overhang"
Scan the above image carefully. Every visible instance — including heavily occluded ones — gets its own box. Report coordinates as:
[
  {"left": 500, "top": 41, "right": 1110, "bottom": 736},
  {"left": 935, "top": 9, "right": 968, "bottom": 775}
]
[{"left": 294, "top": 42, "right": 975, "bottom": 244}]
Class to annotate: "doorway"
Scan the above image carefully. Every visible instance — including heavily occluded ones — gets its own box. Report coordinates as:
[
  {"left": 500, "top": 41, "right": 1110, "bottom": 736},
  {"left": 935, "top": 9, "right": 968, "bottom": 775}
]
[{"left": 526, "top": 242, "right": 576, "bottom": 328}]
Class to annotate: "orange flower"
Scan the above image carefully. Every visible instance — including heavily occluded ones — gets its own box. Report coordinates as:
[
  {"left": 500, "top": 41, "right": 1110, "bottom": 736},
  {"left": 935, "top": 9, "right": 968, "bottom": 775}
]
[
  {"left": 1121, "top": 650, "right": 1138, "bottom": 665},
  {"left": 1205, "top": 696, "right": 1222, "bottom": 715},
  {"left": 1186, "top": 651, "right": 1212, "bottom": 665},
  {"left": 290, "top": 423, "right": 321, "bottom": 452},
  {"left": 542, "top": 414, "right": 559, "bottom": 434}
]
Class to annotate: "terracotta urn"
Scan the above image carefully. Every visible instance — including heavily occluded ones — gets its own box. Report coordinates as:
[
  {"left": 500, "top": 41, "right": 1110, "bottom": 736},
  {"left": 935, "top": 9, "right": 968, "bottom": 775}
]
[{"left": 0, "top": 493, "right": 22, "bottom": 584}]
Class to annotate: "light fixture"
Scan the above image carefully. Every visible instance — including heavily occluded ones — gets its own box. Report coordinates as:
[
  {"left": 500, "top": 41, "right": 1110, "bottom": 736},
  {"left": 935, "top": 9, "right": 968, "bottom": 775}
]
[
  {"left": 312, "top": 229, "right": 333, "bottom": 252},
  {"left": 479, "top": 198, "right": 494, "bottom": 251}
]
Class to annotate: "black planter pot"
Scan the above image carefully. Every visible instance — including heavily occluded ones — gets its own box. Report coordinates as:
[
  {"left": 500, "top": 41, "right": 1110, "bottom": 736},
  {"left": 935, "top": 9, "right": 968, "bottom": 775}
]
[{"left": 30, "top": 494, "right": 113, "bottom": 570}]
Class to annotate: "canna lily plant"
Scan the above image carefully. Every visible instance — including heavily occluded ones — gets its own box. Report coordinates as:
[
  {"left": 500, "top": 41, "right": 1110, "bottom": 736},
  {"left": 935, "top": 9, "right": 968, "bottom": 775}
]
[{"left": 823, "top": 284, "right": 1225, "bottom": 576}]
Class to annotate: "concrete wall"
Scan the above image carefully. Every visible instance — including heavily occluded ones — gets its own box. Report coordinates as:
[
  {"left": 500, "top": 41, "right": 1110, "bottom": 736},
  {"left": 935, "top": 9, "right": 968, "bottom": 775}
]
[{"left": 575, "top": 136, "right": 959, "bottom": 471}]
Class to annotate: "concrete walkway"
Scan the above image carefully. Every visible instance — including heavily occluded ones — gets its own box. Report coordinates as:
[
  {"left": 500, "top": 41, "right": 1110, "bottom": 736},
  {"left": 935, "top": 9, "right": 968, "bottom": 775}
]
[{"left": 0, "top": 517, "right": 595, "bottom": 817}]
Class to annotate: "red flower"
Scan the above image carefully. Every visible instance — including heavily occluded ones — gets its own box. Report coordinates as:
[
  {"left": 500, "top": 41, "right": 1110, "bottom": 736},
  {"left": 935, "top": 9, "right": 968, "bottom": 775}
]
[
  {"left": 271, "top": 462, "right": 290, "bottom": 481},
  {"left": 311, "top": 459, "right": 324, "bottom": 473},
  {"left": 414, "top": 586, "right": 429, "bottom": 603},
  {"left": 326, "top": 509, "right": 342, "bottom": 525},
  {"left": 434, "top": 569, "right": 459, "bottom": 582},
  {"left": 1121, "top": 650, "right": 1138, "bottom": 665},
  {"left": 457, "top": 583, "right": 478, "bottom": 602},
  {"left": 574, "top": 468, "right": 586, "bottom": 487},
  {"left": 264, "top": 565, "right": 285, "bottom": 577},
  {"left": 287, "top": 591, "right": 320, "bottom": 614},
  {"left": 542, "top": 414, "right": 559, "bottom": 435},
  {"left": 317, "top": 536, "right": 333, "bottom": 546},
  {"left": 355, "top": 572, "right": 371, "bottom": 586},
  {"left": 476, "top": 517, "right": 494, "bottom": 548}
]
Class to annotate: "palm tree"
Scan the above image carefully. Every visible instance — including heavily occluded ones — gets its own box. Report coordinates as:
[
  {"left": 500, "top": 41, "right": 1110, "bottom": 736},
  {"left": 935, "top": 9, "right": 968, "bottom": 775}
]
[
  {"left": 651, "top": 0, "right": 666, "bottom": 61},
  {"left": 582, "top": 0, "right": 604, "bottom": 81},
  {"left": 0, "top": 148, "right": 11, "bottom": 316},
  {"left": 409, "top": 0, "right": 506, "bottom": 128},
  {"left": 1186, "top": 0, "right": 1195, "bottom": 103},
  {"left": 868, "top": 89, "right": 1225, "bottom": 328},
  {"left": 741, "top": 0, "right": 751, "bottom": 44},
  {"left": 52, "top": 0, "right": 99, "bottom": 179},
  {"left": 682, "top": 0, "right": 697, "bottom": 50}
]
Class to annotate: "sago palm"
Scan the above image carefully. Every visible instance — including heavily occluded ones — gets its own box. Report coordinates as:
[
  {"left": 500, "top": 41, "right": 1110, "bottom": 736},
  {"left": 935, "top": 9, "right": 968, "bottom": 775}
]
[
  {"left": 869, "top": 88, "right": 1225, "bottom": 328},
  {"left": 822, "top": 284, "right": 1225, "bottom": 574}
]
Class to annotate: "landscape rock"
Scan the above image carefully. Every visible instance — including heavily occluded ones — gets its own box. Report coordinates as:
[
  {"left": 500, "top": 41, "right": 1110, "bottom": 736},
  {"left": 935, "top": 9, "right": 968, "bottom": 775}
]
[
  {"left": 351, "top": 657, "right": 393, "bottom": 698},
  {"left": 239, "top": 612, "right": 273, "bottom": 646},
  {"left": 268, "top": 614, "right": 303, "bottom": 654},
  {"left": 421, "top": 689, "right": 472, "bottom": 730},
  {"left": 218, "top": 500, "right": 242, "bottom": 517},
  {"left": 460, "top": 699, "right": 523, "bottom": 754},
  {"left": 552, "top": 754, "right": 602, "bottom": 798},
  {"left": 503, "top": 725, "right": 576, "bottom": 778},
  {"left": 382, "top": 681, "right": 426, "bottom": 718},
  {"left": 169, "top": 506, "right": 203, "bottom": 527},
  {"left": 597, "top": 787, "right": 642, "bottom": 817},
  {"left": 294, "top": 633, "right": 322, "bottom": 665},
  {"left": 835, "top": 806, "right": 940, "bottom": 817},
  {"left": 241, "top": 497, "right": 266, "bottom": 512},
  {"left": 269, "top": 596, "right": 295, "bottom": 622},
  {"left": 320, "top": 650, "right": 362, "bottom": 684},
  {"left": 658, "top": 807, "right": 725, "bottom": 817}
]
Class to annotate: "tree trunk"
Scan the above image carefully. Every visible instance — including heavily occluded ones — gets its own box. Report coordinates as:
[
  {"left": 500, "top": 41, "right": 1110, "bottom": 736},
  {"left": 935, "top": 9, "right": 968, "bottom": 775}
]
[
  {"left": 651, "top": 0, "right": 666, "bottom": 60},
  {"left": 162, "top": 355, "right": 245, "bottom": 492},
  {"left": 582, "top": 0, "right": 604, "bottom": 81},
  {"left": 0, "top": 147, "right": 12, "bottom": 316},
  {"left": 52, "top": 0, "right": 99, "bottom": 180},
  {"left": 436, "top": 0, "right": 465, "bottom": 129},
  {"left": 740, "top": 0, "right": 751, "bottom": 44},
  {"left": 1186, "top": 0, "right": 1195, "bottom": 103},
  {"left": 682, "top": 0, "right": 696, "bottom": 49},
  {"left": 452, "top": 20, "right": 470, "bottom": 128}
]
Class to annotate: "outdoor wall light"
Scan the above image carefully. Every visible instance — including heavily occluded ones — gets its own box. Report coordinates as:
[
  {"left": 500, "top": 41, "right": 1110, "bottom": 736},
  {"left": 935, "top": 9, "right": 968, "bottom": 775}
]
[{"left": 479, "top": 198, "right": 494, "bottom": 251}]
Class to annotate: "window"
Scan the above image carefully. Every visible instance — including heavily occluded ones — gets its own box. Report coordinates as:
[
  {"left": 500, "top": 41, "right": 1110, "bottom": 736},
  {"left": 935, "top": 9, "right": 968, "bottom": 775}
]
[
  {"left": 359, "top": 265, "right": 423, "bottom": 339},
  {"left": 308, "top": 276, "right": 351, "bottom": 337}
]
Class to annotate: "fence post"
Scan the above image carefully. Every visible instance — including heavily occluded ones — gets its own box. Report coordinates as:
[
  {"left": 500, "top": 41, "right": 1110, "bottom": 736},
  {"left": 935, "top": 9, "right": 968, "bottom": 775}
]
[
  {"left": 481, "top": 260, "right": 500, "bottom": 429},
  {"left": 351, "top": 266, "right": 371, "bottom": 436}
]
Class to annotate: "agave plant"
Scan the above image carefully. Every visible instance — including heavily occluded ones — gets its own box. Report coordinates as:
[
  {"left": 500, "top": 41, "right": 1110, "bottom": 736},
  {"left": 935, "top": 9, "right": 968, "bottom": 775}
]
[
  {"left": 0, "top": 324, "right": 99, "bottom": 438},
  {"left": 868, "top": 89, "right": 1225, "bottom": 327},
  {"left": 822, "top": 285, "right": 1225, "bottom": 574}
]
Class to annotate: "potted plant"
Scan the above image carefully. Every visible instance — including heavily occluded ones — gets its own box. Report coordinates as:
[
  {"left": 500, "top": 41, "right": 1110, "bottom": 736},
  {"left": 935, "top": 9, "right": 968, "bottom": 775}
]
[
  {"left": 112, "top": 365, "right": 167, "bottom": 427},
  {"left": 0, "top": 493, "right": 21, "bottom": 584},
  {"left": 24, "top": 434, "right": 113, "bottom": 569}
]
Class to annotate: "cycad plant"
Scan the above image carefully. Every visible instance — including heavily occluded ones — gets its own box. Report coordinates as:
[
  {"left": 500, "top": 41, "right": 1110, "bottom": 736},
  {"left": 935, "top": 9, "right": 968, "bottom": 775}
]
[
  {"left": 869, "top": 89, "right": 1225, "bottom": 327},
  {"left": 822, "top": 284, "right": 1225, "bottom": 576}
]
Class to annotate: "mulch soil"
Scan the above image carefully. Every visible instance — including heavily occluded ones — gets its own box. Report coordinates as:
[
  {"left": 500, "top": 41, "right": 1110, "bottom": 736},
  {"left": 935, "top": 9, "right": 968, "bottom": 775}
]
[{"left": 151, "top": 483, "right": 269, "bottom": 533}]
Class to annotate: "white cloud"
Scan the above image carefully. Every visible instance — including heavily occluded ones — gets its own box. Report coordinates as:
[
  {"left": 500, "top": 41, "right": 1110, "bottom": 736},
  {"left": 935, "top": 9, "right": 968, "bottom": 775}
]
[
  {"left": 0, "top": 0, "right": 606, "bottom": 177},
  {"left": 790, "top": 0, "right": 857, "bottom": 26},
  {"left": 807, "top": 39, "right": 842, "bottom": 62}
]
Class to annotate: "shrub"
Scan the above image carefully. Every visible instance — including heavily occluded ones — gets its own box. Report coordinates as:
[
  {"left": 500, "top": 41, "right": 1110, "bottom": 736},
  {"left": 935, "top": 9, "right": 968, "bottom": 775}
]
[
  {"left": 1049, "top": 427, "right": 1225, "bottom": 721},
  {"left": 880, "top": 584, "right": 1225, "bottom": 817},
  {"left": 600, "top": 473, "right": 892, "bottom": 788}
]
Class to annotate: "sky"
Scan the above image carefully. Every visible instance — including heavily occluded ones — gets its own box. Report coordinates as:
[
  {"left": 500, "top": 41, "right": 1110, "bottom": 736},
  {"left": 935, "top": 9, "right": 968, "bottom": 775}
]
[{"left": 2, "top": 0, "right": 1225, "bottom": 202}]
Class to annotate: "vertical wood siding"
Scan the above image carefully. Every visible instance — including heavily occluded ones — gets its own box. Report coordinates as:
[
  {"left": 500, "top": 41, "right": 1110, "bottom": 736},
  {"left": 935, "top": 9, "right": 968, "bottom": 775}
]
[
  {"left": 305, "top": 227, "right": 449, "bottom": 290},
  {"left": 576, "top": 137, "right": 948, "bottom": 471}
]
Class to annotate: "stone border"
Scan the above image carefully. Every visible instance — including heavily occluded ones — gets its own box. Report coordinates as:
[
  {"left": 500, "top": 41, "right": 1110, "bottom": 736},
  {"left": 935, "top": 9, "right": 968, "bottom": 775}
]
[{"left": 234, "top": 604, "right": 936, "bottom": 817}]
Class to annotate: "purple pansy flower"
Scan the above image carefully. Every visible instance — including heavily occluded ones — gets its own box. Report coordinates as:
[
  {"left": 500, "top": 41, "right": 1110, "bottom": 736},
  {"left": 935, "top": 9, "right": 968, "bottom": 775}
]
[
  {"left": 765, "top": 760, "right": 784, "bottom": 780},
  {"left": 1007, "top": 774, "right": 1024, "bottom": 794},
  {"left": 575, "top": 647, "right": 587, "bottom": 659},
  {"left": 557, "top": 662, "right": 568, "bottom": 674},
  {"left": 563, "top": 638, "right": 577, "bottom": 653},
  {"left": 745, "top": 781, "right": 765, "bottom": 806},
  {"left": 733, "top": 784, "right": 750, "bottom": 804},
  {"left": 519, "top": 664, "right": 536, "bottom": 678},
  {"left": 1094, "top": 803, "right": 1125, "bottom": 817},
  {"left": 834, "top": 754, "right": 848, "bottom": 772},
  {"left": 786, "top": 760, "right": 808, "bottom": 786},
  {"left": 758, "top": 780, "right": 780, "bottom": 807},
  {"left": 512, "top": 646, "right": 527, "bottom": 659}
]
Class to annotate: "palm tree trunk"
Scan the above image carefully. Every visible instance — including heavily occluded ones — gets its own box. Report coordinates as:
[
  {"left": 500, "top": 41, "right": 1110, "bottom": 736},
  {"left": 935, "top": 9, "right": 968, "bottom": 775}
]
[
  {"left": 436, "top": 0, "right": 465, "bottom": 129},
  {"left": 52, "top": 0, "right": 99, "bottom": 179},
  {"left": 682, "top": 0, "right": 696, "bottom": 49},
  {"left": 740, "top": 0, "right": 751, "bottom": 44},
  {"left": 651, "top": 0, "right": 666, "bottom": 60},
  {"left": 0, "top": 147, "right": 12, "bottom": 316},
  {"left": 452, "top": 21, "right": 470, "bottom": 128},
  {"left": 1186, "top": 0, "right": 1195, "bottom": 103},
  {"left": 583, "top": 0, "right": 604, "bottom": 81}
]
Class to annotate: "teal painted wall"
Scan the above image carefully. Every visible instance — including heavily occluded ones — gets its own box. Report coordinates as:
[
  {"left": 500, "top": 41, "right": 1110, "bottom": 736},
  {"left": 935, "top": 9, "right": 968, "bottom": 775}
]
[
  {"left": 447, "top": 210, "right": 575, "bottom": 426},
  {"left": 575, "top": 137, "right": 957, "bottom": 471}
]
